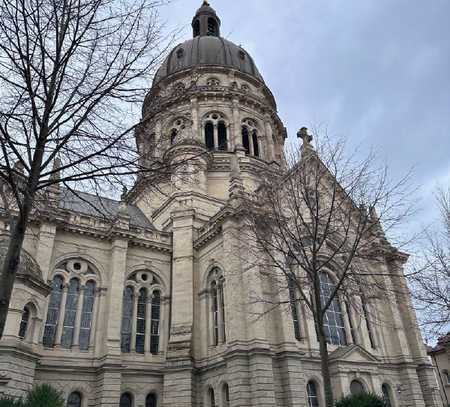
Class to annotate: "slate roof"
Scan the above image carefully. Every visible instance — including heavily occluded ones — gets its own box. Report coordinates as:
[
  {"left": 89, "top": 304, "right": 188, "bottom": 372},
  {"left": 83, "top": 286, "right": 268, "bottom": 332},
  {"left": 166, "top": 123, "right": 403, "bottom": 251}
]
[{"left": 58, "top": 189, "right": 153, "bottom": 229}]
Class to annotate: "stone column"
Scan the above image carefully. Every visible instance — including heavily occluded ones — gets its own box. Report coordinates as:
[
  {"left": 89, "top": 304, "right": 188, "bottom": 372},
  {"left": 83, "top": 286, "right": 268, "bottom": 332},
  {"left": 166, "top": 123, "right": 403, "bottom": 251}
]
[
  {"left": 104, "top": 237, "right": 128, "bottom": 355},
  {"left": 36, "top": 222, "right": 57, "bottom": 281},
  {"left": 232, "top": 98, "right": 240, "bottom": 147},
  {"left": 162, "top": 209, "right": 195, "bottom": 407},
  {"left": 264, "top": 116, "right": 275, "bottom": 162}
]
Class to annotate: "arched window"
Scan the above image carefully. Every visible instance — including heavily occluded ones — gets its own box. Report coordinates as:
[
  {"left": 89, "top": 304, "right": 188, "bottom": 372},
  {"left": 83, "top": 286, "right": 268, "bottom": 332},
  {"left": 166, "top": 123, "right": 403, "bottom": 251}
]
[
  {"left": 252, "top": 130, "right": 259, "bottom": 157},
  {"left": 350, "top": 380, "right": 365, "bottom": 395},
  {"left": 146, "top": 393, "right": 157, "bottom": 407},
  {"left": 67, "top": 392, "right": 82, "bottom": 407},
  {"left": 222, "top": 383, "right": 230, "bottom": 407},
  {"left": 43, "top": 275, "right": 64, "bottom": 347},
  {"left": 211, "top": 281, "right": 219, "bottom": 346},
  {"left": 150, "top": 290, "right": 161, "bottom": 355},
  {"left": 242, "top": 127, "right": 250, "bottom": 155},
  {"left": 193, "top": 19, "right": 200, "bottom": 37},
  {"left": 307, "top": 381, "right": 319, "bottom": 407},
  {"left": 218, "top": 122, "right": 227, "bottom": 151},
  {"left": 319, "top": 273, "right": 347, "bottom": 346},
  {"left": 287, "top": 275, "right": 301, "bottom": 341},
  {"left": 18, "top": 306, "right": 30, "bottom": 340},
  {"left": 136, "top": 288, "right": 147, "bottom": 354},
  {"left": 209, "top": 268, "right": 226, "bottom": 346},
  {"left": 170, "top": 129, "right": 177, "bottom": 145},
  {"left": 207, "top": 18, "right": 218, "bottom": 36},
  {"left": 61, "top": 278, "right": 81, "bottom": 348},
  {"left": 121, "top": 286, "right": 134, "bottom": 353},
  {"left": 79, "top": 280, "right": 96, "bottom": 351},
  {"left": 208, "top": 388, "right": 216, "bottom": 407},
  {"left": 345, "top": 301, "right": 357, "bottom": 344},
  {"left": 205, "top": 122, "right": 214, "bottom": 151},
  {"left": 382, "top": 384, "right": 393, "bottom": 407},
  {"left": 120, "top": 393, "right": 133, "bottom": 407}
]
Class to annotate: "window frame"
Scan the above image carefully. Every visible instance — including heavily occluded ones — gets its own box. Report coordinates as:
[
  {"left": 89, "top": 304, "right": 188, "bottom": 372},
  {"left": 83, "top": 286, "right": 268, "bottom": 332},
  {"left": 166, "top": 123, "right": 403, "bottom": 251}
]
[{"left": 306, "top": 381, "right": 320, "bottom": 407}]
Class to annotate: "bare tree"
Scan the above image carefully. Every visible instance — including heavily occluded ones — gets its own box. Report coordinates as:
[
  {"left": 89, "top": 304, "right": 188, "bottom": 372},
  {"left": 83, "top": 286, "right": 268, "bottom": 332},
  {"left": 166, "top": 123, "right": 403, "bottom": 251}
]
[
  {"left": 240, "top": 128, "right": 413, "bottom": 407},
  {"left": 0, "top": 0, "right": 176, "bottom": 338},
  {"left": 409, "top": 187, "right": 450, "bottom": 341}
]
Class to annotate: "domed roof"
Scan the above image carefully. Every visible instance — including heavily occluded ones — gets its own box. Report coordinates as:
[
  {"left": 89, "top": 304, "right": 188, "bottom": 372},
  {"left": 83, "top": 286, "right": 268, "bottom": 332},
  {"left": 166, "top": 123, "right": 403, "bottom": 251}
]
[
  {"left": 154, "top": 36, "right": 264, "bottom": 85},
  {"left": 153, "top": 2, "right": 264, "bottom": 85}
]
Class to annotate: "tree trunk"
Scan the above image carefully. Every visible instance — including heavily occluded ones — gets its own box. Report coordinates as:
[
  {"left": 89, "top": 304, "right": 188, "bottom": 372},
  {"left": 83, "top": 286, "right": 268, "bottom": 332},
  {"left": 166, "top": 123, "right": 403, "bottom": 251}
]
[
  {"left": 0, "top": 210, "right": 30, "bottom": 338},
  {"left": 317, "top": 318, "right": 334, "bottom": 407}
]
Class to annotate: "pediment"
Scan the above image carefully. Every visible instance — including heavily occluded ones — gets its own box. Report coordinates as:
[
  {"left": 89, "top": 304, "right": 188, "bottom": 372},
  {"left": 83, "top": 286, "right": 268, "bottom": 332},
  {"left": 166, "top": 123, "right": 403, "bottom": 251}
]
[{"left": 329, "top": 344, "right": 379, "bottom": 363}]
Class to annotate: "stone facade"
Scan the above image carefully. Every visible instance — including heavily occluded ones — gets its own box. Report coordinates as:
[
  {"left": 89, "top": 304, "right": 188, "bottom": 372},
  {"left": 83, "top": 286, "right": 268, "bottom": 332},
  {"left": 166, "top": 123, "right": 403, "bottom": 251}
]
[
  {"left": 429, "top": 334, "right": 450, "bottom": 406},
  {"left": 0, "top": 2, "right": 442, "bottom": 407}
]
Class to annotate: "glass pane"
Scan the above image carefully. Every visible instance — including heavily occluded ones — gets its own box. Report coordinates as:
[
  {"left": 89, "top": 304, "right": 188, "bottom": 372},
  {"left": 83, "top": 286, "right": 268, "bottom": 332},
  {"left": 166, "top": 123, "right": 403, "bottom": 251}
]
[
  {"left": 136, "top": 288, "right": 147, "bottom": 354},
  {"left": 61, "top": 278, "right": 80, "bottom": 348},
  {"left": 67, "top": 392, "right": 81, "bottom": 407},
  {"left": 242, "top": 127, "right": 250, "bottom": 155},
  {"left": 146, "top": 393, "right": 157, "bottom": 407},
  {"left": 120, "top": 393, "right": 132, "bottom": 407},
  {"left": 43, "top": 276, "right": 64, "bottom": 347},
  {"left": 218, "top": 122, "right": 227, "bottom": 151},
  {"left": 150, "top": 291, "right": 161, "bottom": 355},
  {"left": 307, "top": 381, "right": 319, "bottom": 407},
  {"left": 205, "top": 123, "right": 214, "bottom": 150},
  {"left": 79, "top": 281, "right": 96, "bottom": 350},
  {"left": 350, "top": 380, "right": 365, "bottom": 395},
  {"left": 252, "top": 131, "right": 259, "bottom": 157},
  {"left": 18, "top": 307, "right": 30, "bottom": 339},
  {"left": 320, "top": 273, "right": 347, "bottom": 346},
  {"left": 382, "top": 384, "right": 392, "bottom": 407}
]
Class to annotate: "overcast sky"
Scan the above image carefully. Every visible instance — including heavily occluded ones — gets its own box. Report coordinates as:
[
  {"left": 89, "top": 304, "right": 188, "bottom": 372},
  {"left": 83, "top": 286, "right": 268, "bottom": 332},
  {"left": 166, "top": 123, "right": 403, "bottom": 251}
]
[{"left": 158, "top": 0, "right": 450, "bottom": 235}]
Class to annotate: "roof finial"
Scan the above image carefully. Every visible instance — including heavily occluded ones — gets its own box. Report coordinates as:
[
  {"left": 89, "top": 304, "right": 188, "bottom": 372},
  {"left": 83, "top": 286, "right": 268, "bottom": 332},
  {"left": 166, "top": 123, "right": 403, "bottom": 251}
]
[
  {"left": 297, "top": 127, "right": 313, "bottom": 146},
  {"left": 202, "top": 0, "right": 209, "bottom": 5}
]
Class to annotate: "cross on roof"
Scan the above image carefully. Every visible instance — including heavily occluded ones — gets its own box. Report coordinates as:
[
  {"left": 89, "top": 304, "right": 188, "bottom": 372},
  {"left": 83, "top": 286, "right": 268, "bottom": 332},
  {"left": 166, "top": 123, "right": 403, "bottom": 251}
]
[{"left": 297, "top": 127, "right": 313, "bottom": 145}]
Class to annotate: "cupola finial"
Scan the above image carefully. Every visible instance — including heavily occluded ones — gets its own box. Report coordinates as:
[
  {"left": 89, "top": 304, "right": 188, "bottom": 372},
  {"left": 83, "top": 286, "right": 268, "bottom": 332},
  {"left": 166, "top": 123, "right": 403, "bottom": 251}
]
[{"left": 192, "top": 0, "right": 221, "bottom": 38}]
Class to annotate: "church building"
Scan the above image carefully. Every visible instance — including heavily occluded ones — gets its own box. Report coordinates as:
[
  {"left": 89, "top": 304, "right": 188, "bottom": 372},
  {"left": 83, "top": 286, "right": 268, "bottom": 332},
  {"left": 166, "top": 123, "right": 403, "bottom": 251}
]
[{"left": 0, "top": 2, "right": 441, "bottom": 406}]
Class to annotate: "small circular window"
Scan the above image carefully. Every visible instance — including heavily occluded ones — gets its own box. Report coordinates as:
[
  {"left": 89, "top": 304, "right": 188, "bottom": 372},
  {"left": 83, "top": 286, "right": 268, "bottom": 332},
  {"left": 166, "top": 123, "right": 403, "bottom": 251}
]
[
  {"left": 142, "top": 273, "right": 148, "bottom": 282},
  {"left": 239, "top": 50, "right": 246, "bottom": 60},
  {"left": 73, "top": 262, "right": 81, "bottom": 271}
]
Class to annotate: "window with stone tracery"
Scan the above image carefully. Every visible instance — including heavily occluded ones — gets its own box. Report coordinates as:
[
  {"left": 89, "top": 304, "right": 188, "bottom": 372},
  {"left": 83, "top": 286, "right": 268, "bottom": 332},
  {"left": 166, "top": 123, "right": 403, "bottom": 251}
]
[
  {"left": 319, "top": 272, "right": 347, "bottom": 346},
  {"left": 208, "top": 268, "right": 226, "bottom": 346},
  {"left": 203, "top": 113, "right": 228, "bottom": 151},
  {"left": 241, "top": 119, "right": 260, "bottom": 157},
  {"left": 120, "top": 271, "right": 164, "bottom": 355},
  {"left": 43, "top": 259, "right": 99, "bottom": 349}
]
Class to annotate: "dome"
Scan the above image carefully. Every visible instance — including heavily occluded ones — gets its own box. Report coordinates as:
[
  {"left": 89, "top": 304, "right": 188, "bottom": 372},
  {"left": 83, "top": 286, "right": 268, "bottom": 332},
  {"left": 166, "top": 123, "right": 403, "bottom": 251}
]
[
  {"left": 0, "top": 240, "right": 44, "bottom": 282},
  {"left": 154, "top": 36, "right": 264, "bottom": 85},
  {"left": 153, "top": 2, "right": 264, "bottom": 85}
]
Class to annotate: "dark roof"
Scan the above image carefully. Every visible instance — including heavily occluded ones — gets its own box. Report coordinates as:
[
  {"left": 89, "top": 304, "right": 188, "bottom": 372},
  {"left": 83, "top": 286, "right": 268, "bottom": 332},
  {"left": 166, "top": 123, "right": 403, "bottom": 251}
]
[
  {"left": 59, "top": 189, "right": 153, "bottom": 229},
  {"left": 428, "top": 332, "right": 450, "bottom": 354},
  {"left": 154, "top": 36, "right": 264, "bottom": 85}
]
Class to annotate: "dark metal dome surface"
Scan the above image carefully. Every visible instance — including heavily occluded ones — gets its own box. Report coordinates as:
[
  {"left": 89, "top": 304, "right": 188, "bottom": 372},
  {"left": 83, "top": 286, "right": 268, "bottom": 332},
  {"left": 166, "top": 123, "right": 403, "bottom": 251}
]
[{"left": 153, "top": 36, "right": 264, "bottom": 85}]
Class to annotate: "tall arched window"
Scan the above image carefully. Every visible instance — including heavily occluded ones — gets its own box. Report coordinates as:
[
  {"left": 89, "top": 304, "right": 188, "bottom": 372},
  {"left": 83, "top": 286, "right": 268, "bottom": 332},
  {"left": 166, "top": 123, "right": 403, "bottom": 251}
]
[
  {"left": 67, "top": 392, "right": 82, "bottom": 407},
  {"left": 61, "top": 278, "right": 81, "bottom": 348},
  {"left": 350, "top": 380, "right": 365, "bottom": 395},
  {"left": 345, "top": 301, "right": 357, "bottom": 344},
  {"left": 222, "top": 383, "right": 230, "bottom": 407},
  {"left": 307, "top": 381, "right": 319, "bottom": 407},
  {"left": 120, "top": 393, "right": 133, "bottom": 407},
  {"left": 79, "top": 280, "right": 96, "bottom": 351},
  {"left": 381, "top": 384, "right": 393, "bottom": 407},
  {"left": 219, "top": 278, "right": 226, "bottom": 342},
  {"left": 146, "top": 393, "right": 157, "bottom": 407},
  {"left": 121, "top": 286, "right": 134, "bottom": 353},
  {"left": 150, "top": 290, "right": 161, "bottom": 355},
  {"left": 218, "top": 122, "right": 227, "bottom": 151},
  {"left": 287, "top": 275, "right": 301, "bottom": 341},
  {"left": 252, "top": 130, "right": 259, "bottom": 157},
  {"left": 242, "top": 127, "right": 250, "bottom": 155},
  {"left": 136, "top": 288, "right": 147, "bottom": 354},
  {"left": 208, "top": 388, "right": 216, "bottom": 407},
  {"left": 205, "top": 122, "right": 214, "bottom": 151},
  {"left": 43, "top": 275, "right": 64, "bottom": 347},
  {"left": 319, "top": 273, "right": 347, "bottom": 346},
  {"left": 18, "top": 306, "right": 30, "bottom": 340},
  {"left": 211, "top": 281, "right": 219, "bottom": 346}
]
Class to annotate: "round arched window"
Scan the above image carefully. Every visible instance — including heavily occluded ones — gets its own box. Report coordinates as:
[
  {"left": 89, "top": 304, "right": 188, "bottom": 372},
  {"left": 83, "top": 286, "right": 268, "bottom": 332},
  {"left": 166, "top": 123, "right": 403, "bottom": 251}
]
[
  {"left": 382, "top": 384, "right": 393, "bottom": 407},
  {"left": 120, "top": 393, "right": 133, "bottom": 407},
  {"left": 67, "top": 392, "right": 82, "bottom": 407},
  {"left": 350, "top": 380, "right": 365, "bottom": 395}
]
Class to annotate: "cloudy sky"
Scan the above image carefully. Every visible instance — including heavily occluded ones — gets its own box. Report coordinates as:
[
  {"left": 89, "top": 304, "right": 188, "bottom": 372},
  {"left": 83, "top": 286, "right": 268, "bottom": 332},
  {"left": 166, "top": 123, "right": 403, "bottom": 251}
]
[{"left": 158, "top": 0, "right": 450, "bottom": 235}]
